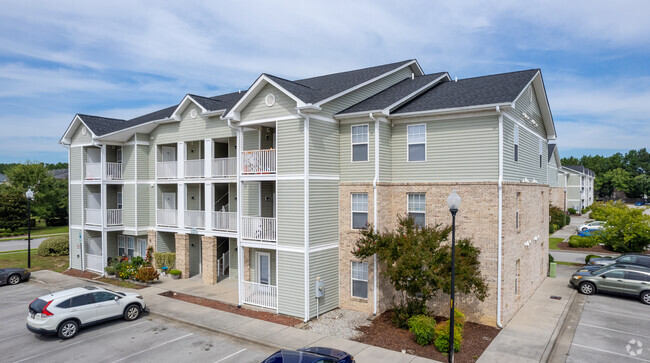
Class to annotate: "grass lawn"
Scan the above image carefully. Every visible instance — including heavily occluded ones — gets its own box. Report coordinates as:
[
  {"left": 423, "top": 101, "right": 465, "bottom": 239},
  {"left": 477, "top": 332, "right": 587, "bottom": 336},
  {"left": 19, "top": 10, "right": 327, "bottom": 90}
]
[
  {"left": 555, "top": 261, "right": 583, "bottom": 267},
  {"left": 0, "top": 223, "right": 68, "bottom": 238},
  {"left": 549, "top": 237, "right": 564, "bottom": 250},
  {"left": 0, "top": 251, "right": 68, "bottom": 272}
]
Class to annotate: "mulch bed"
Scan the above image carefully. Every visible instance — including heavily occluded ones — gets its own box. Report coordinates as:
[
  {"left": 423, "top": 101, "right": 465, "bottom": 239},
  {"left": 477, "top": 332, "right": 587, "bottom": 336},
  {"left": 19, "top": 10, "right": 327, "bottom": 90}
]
[
  {"left": 354, "top": 310, "right": 500, "bottom": 363},
  {"left": 63, "top": 269, "right": 147, "bottom": 289},
  {"left": 63, "top": 268, "right": 101, "bottom": 279},
  {"left": 159, "top": 291, "right": 302, "bottom": 327}
]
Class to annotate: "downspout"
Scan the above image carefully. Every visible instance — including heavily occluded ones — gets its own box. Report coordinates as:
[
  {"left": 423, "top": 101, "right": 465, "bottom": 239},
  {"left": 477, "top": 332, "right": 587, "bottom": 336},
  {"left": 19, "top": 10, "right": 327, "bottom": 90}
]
[
  {"left": 297, "top": 108, "right": 310, "bottom": 322},
  {"left": 227, "top": 119, "right": 244, "bottom": 307},
  {"left": 369, "top": 113, "right": 379, "bottom": 316},
  {"left": 496, "top": 106, "right": 504, "bottom": 328}
]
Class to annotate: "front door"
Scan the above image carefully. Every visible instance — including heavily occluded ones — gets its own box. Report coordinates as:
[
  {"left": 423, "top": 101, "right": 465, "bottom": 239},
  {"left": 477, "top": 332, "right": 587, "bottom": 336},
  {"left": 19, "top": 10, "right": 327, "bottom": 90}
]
[
  {"left": 162, "top": 146, "right": 176, "bottom": 162},
  {"left": 162, "top": 193, "right": 176, "bottom": 210},
  {"left": 257, "top": 252, "right": 270, "bottom": 285}
]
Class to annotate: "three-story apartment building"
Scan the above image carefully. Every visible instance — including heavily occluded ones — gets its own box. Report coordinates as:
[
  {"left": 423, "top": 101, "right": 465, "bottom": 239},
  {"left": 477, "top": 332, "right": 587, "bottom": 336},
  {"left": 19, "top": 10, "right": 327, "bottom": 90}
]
[{"left": 61, "top": 59, "right": 559, "bottom": 326}]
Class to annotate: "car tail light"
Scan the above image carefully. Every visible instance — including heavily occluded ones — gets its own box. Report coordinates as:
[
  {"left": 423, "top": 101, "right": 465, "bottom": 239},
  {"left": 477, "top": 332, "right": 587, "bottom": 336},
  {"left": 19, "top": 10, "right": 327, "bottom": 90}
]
[{"left": 42, "top": 300, "right": 54, "bottom": 316}]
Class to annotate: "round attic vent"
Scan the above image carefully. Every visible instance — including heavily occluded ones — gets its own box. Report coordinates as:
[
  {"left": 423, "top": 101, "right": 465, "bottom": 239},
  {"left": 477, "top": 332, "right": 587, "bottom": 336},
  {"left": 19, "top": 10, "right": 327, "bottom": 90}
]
[
  {"left": 81, "top": 127, "right": 87, "bottom": 136},
  {"left": 265, "top": 93, "right": 276, "bottom": 107},
  {"left": 190, "top": 109, "right": 198, "bottom": 119}
]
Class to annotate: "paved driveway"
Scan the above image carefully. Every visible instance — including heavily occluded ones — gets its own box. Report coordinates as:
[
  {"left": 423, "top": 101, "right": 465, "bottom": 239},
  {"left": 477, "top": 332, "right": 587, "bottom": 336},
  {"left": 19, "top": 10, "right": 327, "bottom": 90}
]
[
  {"left": 0, "top": 237, "right": 47, "bottom": 253},
  {"left": 566, "top": 292, "right": 650, "bottom": 362},
  {"left": 0, "top": 283, "right": 272, "bottom": 363}
]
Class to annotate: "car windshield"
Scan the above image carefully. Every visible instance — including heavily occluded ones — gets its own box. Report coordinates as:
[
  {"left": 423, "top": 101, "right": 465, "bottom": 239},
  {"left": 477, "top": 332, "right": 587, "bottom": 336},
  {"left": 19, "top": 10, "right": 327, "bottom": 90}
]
[{"left": 592, "top": 266, "right": 614, "bottom": 275}]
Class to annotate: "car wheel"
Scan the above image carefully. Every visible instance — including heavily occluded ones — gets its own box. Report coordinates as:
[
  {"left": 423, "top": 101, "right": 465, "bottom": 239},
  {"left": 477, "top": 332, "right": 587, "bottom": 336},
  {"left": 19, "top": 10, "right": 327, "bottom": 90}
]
[
  {"left": 579, "top": 282, "right": 596, "bottom": 295},
  {"left": 58, "top": 320, "right": 78, "bottom": 339},
  {"left": 124, "top": 304, "right": 141, "bottom": 321},
  {"left": 581, "top": 227, "right": 587, "bottom": 231},
  {"left": 7, "top": 274, "right": 21, "bottom": 285},
  {"left": 641, "top": 291, "right": 650, "bottom": 305}
]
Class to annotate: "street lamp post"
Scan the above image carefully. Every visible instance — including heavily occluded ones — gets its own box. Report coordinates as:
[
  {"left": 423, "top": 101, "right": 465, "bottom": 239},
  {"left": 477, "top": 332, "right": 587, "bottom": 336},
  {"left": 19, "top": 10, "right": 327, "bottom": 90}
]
[
  {"left": 446, "top": 190, "right": 461, "bottom": 363},
  {"left": 26, "top": 189, "right": 34, "bottom": 269}
]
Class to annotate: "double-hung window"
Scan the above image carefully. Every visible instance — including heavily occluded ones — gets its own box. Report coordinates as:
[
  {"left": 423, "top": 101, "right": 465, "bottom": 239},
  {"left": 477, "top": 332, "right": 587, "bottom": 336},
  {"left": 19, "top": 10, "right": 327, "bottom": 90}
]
[
  {"left": 116, "top": 147, "right": 123, "bottom": 164},
  {"left": 351, "top": 193, "right": 368, "bottom": 229},
  {"left": 539, "top": 140, "right": 543, "bottom": 168},
  {"left": 351, "top": 125, "right": 369, "bottom": 162},
  {"left": 514, "top": 125, "right": 519, "bottom": 162},
  {"left": 351, "top": 261, "right": 368, "bottom": 299},
  {"left": 118, "top": 236, "right": 125, "bottom": 256},
  {"left": 127, "top": 237, "right": 135, "bottom": 258},
  {"left": 516, "top": 192, "right": 521, "bottom": 229},
  {"left": 407, "top": 124, "right": 426, "bottom": 162},
  {"left": 407, "top": 193, "right": 426, "bottom": 228}
]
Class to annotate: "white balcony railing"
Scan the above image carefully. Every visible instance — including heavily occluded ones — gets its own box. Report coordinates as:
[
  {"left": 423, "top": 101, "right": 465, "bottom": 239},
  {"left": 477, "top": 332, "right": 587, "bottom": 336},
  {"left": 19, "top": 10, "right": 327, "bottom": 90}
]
[
  {"left": 185, "top": 159, "right": 204, "bottom": 178},
  {"left": 185, "top": 210, "right": 205, "bottom": 229},
  {"left": 242, "top": 281, "right": 277, "bottom": 310},
  {"left": 157, "top": 161, "right": 177, "bottom": 179},
  {"left": 241, "top": 149, "right": 276, "bottom": 175},
  {"left": 157, "top": 209, "right": 177, "bottom": 227},
  {"left": 212, "top": 157, "right": 237, "bottom": 178},
  {"left": 217, "top": 251, "right": 229, "bottom": 277},
  {"left": 213, "top": 211, "right": 237, "bottom": 232},
  {"left": 107, "top": 209, "right": 122, "bottom": 226},
  {"left": 85, "top": 208, "right": 101, "bottom": 226},
  {"left": 106, "top": 162, "right": 122, "bottom": 180},
  {"left": 86, "top": 253, "right": 103, "bottom": 273},
  {"left": 241, "top": 216, "right": 276, "bottom": 241},
  {"left": 86, "top": 162, "right": 101, "bottom": 179}
]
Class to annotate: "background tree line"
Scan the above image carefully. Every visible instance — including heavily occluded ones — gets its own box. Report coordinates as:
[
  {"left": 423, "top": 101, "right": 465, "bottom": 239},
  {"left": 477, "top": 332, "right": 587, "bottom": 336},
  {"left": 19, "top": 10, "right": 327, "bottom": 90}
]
[
  {"left": 562, "top": 148, "right": 650, "bottom": 199},
  {"left": 0, "top": 162, "right": 69, "bottom": 231}
]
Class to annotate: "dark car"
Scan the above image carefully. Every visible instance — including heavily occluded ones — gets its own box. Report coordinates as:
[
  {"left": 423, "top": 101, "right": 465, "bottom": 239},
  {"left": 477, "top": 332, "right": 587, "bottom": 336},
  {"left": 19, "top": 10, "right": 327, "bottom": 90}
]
[
  {"left": 0, "top": 268, "right": 31, "bottom": 285},
  {"left": 570, "top": 265, "right": 650, "bottom": 304},
  {"left": 262, "top": 347, "right": 355, "bottom": 363},
  {"left": 588, "top": 253, "right": 650, "bottom": 269},
  {"left": 635, "top": 201, "right": 647, "bottom": 206}
]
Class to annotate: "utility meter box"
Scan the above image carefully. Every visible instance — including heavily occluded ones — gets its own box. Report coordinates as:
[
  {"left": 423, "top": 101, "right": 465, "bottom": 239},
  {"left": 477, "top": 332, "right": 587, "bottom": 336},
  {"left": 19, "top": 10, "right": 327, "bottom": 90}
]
[{"left": 315, "top": 277, "right": 324, "bottom": 298}]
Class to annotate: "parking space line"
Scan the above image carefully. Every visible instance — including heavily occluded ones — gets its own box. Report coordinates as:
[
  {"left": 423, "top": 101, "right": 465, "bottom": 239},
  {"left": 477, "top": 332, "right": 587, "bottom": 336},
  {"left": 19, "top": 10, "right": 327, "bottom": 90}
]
[
  {"left": 12, "top": 321, "right": 147, "bottom": 363},
  {"left": 585, "top": 308, "right": 650, "bottom": 322},
  {"left": 572, "top": 343, "right": 650, "bottom": 362},
  {"left": 580, "top": 322, "right": 650, "bottom": 339},
  {"left": 0, "top": 333, "right": 29, "bottom": 343},
  {"left": 111, "top": 333, "right": 194, "bottom": 363},
  {"left": 214, "top": 348, "right": 247, "bottom": 363}
]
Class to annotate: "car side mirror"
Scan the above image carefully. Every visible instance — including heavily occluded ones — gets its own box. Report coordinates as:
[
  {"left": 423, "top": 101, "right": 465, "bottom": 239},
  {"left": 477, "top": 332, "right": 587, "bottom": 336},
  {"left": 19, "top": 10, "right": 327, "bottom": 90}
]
[
  {"left": 601, "top": 275, "right": 606, "bottom": 279},
  {"left": 114, "top": 296, "right": 121, "bottom": 300}
]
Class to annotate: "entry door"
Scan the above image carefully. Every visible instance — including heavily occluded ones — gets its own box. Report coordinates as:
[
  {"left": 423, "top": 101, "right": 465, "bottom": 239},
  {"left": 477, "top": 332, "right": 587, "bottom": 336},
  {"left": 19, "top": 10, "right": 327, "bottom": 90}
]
[
  {"left": 257, "top": 252, "right": 270, "bottom": 285},
  {"left": 87, "top": 148, "right": 101, "bottom": 163},
  {"left": 162, "top": 193, "right": 176, "bottom": 210},
  {"left": 137, "top": 238, "right": 147, "bottom": 258},
  {"left": 162, "top": 146, "right": 176, "bottom": 162}
]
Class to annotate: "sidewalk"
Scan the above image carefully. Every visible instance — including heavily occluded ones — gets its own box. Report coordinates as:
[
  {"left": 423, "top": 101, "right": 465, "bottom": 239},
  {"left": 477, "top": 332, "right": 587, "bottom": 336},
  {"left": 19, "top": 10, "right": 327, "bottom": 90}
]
[
  {"left": 550, "top": 214, "right": 588, "bottom": 241},
  {"left": 477, "top": 265, "right": 576, "bottom": 363},
  {"left": 29, "top": 270, "right": 438, "bottom": 363}
]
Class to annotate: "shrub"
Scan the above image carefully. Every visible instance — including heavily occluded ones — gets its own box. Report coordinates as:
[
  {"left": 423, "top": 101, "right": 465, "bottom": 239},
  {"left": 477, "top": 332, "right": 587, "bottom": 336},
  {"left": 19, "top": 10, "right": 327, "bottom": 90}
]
[
  {"left": 153, "top": 252, "right": 176, "bottom": 269},
  {"left": 117, "top": 262, "right": 137, "bottom": 280},
  {"left": 145, "top": 246, "right": 153, "bottom": 266},
  {"left": 131, "top": 256, "right": 144, "bottom": 268},
  {"left": 37, "top": 235, "right": 69, "bottom": 256},
  {"left": 585, "top": 255, "right": 602, "bottom": 264},
  {"left": 392, "top": 300, "right": 427, "bottom": 329},
  {"left": 568, "top": 208, "right": 577, "bottom": 215},
  {"left": 408, "top": 315, "right": 436, "bottom": 346},
  {"left": 135, "top": 266, "right": 160, "bottom": 283},
  {"left": 568, "top": 235, "right": 597, "bottom": 248},
  {"left": 433, "top": 320, "right": 462, "bottom": 353},
  {"left": 565, "top": 214, "right": 571, "bottom": 225},
  {"left": 104, "top": 266, "right": 116, "bottom": 275},
  {"left": 549, "top": 254, "right": 555, "bottom": 263},
  {"left": 169, "top": 269, "right": 181, "bottom": 276},
  {"left": 581, "top": 207, "right": 590, "bottom": 214},
  {"left": 549, "top": 205, "right": 569, "bottom": 229},
  {"left": 591, "top": 202, "right": 650, "bottom": 253}
]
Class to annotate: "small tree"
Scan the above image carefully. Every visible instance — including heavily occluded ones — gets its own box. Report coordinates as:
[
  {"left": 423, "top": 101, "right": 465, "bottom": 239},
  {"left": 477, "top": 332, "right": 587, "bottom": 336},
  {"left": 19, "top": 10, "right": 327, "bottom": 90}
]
[
  {"left": 593, "top": 205, "right": 650, "bottom": 252},
  {"left": 0, "top": 191, "right": 28, "bottom": 231}
]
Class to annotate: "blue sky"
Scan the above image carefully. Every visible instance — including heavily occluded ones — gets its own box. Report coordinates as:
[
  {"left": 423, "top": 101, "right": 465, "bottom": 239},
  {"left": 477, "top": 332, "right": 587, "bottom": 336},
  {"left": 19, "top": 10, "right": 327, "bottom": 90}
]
[{"left": 1, "top": 1, "right": 648, "bottom": 163}]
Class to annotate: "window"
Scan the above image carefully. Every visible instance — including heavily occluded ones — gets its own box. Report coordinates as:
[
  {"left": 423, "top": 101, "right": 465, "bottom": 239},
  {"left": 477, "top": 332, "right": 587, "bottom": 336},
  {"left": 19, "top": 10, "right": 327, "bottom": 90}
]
[
  {"left": 626, "top": 271, "right": 650, "bottom": 282},
  {"left": 70, "top": 293, "right": 94, "bottom": 307},
  {"left": 118, "top": 236, "right": 125, "bottom": 257},
  {"left": 351, "top": 261, "right": 368, "bottom": 299},
  {"left": 93, "top": 291, "right": 117, "bottom": 303},
  {"left": 116, "top": 147, "right": 123, "bottom": 163},
  {"left": 618, "top": 256, "right": 637, "bottom": 264},
  {"left": 138, "top": 238, "right": 147, "bottom": 258},
  {"left": 604, "top": 270, "right": 625, "bottom": 279},
  {"left": 57, "top": 299, "right": 71, "bottom": 309},
  {"left": 539, "top": 140, "right": 543, "bottom": 168},
  {"left": 127, "top": 237, "right": 135, "bottom": 258},
  {"left": 407, "top": 124, "right": 426, "bottom": 162},
  {"left": 351, "top": 193, "right": 368, "bottom": 229},
  {"left": 117, "top": 191, "right": 123, "bottom": 210},
  {"left": 516, "top": 192, "right": 521, "bottom": 229},
  {"left": 408, "top": 193, "right": 426, "bottom": 228},
  {"left": 515, "top": 259, "right": 520, "bottom": 295},
  {"left": 514, "top": 125, "right": 519, "bottom": 162},
  {"left": 351, "top": 125, "right": 369, "bottom": 162}
]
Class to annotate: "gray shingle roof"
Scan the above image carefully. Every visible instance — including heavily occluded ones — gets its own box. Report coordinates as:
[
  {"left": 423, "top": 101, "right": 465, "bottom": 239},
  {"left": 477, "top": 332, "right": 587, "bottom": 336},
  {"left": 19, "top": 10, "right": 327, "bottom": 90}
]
[
  {"left": 393, "top": 69, "right": 539, "bottom": 114},
  {"left": 78, "top": 114, "right": 128, "bottom": 136},
  {"left": 564, "top": 165, "right": 595, "bottom": 177},
  {"left": 548, "top": 144, "right": 557, "bottom": 162}
]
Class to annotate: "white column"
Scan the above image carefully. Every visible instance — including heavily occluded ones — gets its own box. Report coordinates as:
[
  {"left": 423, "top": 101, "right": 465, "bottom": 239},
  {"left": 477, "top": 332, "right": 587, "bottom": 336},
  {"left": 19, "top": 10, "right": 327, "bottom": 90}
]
[
  {"left": 101, "top": 230, "right": 107, "bottom": 276},
  {"left": 177, "top": 141, "right": 185, "bottom": 179},
  {"left": 101, "top": 145, "right": 107, "bottom": 228},
  {"left": 204, "top": 139, "right": 212, "bottom": 178},
  {"left": 205, "top": 182, "right": 213, "bottom": 231},
  {"left": 236, "top": 127, "right": 244, "bottom": 306},
  {"left": 178, "top": 183, "right": 185, "bottom": 229}
]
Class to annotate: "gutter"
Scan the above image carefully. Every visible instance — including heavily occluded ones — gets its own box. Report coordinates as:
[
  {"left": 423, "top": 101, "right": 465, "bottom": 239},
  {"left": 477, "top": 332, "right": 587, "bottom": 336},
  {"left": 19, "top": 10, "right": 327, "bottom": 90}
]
[
  {"left": 297, "top": 108, "right": 311, "bottom": 322},
  {"left": 369, "top": 112, "right": 379, "bottom": 316},
  {"left": 496, "top": 106, "right": 504, "bottom": 328}
]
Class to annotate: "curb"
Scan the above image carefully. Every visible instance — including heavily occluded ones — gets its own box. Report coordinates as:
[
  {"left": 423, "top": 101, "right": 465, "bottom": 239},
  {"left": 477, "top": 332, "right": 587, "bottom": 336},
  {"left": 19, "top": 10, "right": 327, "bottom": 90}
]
[{"left": 540, "top": 285, "right": 578, "bottom": 362}]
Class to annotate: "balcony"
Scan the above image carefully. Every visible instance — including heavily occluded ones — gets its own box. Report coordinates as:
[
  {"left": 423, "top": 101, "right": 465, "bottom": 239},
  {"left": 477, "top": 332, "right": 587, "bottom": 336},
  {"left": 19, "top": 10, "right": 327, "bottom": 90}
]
[
  {"left": 213, "top": 211, "right": 237, "bottom": 232},
  {"left": 157, "top": 161, "right": 177, "bottom": 179},
  {"left": 107, "top": 209, "right": 123, "bottom": 226},
  {"left": 106, "top": 162, "right": 122, "bottom": 180},
  {"left": 185, "top": 210, "right": 205, "bottom": 229},
  {"left": 157, "top": 209, "right": 177, "bottom": 227},
  {"left": 242, "top": 149, "right": 276, "bottom": 175},
  {"left": 86, "top": 163, "right": 101, "bottom": 180},
  {"left": 242, "top": 281, "right": 277, "bottom": 310},
  {"left": 212, "top": 157, "right": 237, "bottom": 178},
  {"left": 85, "top": 208, "right": 101, "bottom": 226},
  {"left": 185, "top": 159, "right": 204, "bottom": 178},
  {"left": 241, "top": 216, "right": 276, "bottom": 242}
]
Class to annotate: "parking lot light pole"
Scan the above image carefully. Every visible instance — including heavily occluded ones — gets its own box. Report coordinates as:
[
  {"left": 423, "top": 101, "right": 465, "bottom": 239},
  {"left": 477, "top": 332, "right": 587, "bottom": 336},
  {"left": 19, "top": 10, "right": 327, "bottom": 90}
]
[
  {"left": 26, "top": 189, "right": 34, "bottom": 269},
  {"left": 446, "top": 189, "right": 461, "bottom": 363}
]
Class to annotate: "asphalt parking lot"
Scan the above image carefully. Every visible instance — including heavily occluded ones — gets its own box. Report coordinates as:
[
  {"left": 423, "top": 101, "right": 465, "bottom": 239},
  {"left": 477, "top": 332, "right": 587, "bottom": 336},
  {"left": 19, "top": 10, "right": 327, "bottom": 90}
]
[
  {"left": 0, "top": 282, "right": 272, "bottom": 363},
  {"left": 566, "top": 292, "right": 650, "bottom": 362}
]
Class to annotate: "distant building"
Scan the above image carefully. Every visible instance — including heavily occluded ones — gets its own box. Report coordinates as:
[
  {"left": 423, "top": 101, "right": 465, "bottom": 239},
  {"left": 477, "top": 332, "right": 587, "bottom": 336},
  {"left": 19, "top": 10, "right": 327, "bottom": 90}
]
[
  {"left": 49, "top": 169, "right": 69, "bottom": 180},
  {"left": 562, "top": 165, "right": 595, "bottom": 211}
]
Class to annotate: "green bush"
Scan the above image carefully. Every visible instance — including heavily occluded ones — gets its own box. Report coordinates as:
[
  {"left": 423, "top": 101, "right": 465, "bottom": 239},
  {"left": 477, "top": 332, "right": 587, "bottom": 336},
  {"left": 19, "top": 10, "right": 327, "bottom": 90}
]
[
  {"left": 565, "top": 214, "right": 571, "bottom": 225},
  {"left": 433, "top": 320, "right": 462, "bottom": 353},
  {"left": 169, "top": 269, "right": 181, "bottom": 276},
  {"left": 581, "top": 207, "right": 590, "bottom": 214},
  {"left": 392, "top": 300, "right": 428, "bottom": 329},
  {"left": 104, "top": 266, "right": 116, "bottom": 275},
  {"left": 568, "top": 235, "right": 597, "bottom": 248},
  {"left": 36, "top": 235, "right": 69, "bottom": 256},
  {"left": 408, "top": 315, "right": 436, "bottom": 346},
  {"left": 549, "top": 224, "right": 559, "bottom": 234},
  {"left": 550, "top": 205, "right": 569, "bottom": 230},
  {"left": 135, "top": 266, "right": 160, "bottom": 283},
  {"left": 591, "top": 202, "right": 650, "bottom": 253},
  {"left": 131, "top": 256, "right": 144, "bottom": 268},
  {"left": 549, "top": 254, "right": 554, "bottom": 263},
  {"left": 585, "top": 255, "right": 602, "bottom": 264},
  {"left": 568, "top": 208, "right": 577, "bottom": 215},
  {"left": 153, "top": 252, "right": 176, "bottom": 269}
]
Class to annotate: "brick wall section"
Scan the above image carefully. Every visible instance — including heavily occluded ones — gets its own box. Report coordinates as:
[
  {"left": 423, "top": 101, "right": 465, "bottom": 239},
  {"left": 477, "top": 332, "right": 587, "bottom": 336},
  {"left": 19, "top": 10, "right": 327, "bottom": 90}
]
[
  {"left": 549, "top": 187, "right": 566, "bottom": 211},
  {"left": 174, "top": 233, "right": 190, "bottom": 279},
  {"left": 202, "top": 236, "right": 217, "bottom": 285},
  {"left": 147, "top": 230, "right": 156, "bottom": 251}
]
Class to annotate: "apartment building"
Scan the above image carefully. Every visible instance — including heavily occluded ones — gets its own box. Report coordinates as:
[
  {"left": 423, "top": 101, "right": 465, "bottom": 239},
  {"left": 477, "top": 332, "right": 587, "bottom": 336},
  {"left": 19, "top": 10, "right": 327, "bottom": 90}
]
[
  {"left": 548, "top": 144, "right": 567, "bottom": 210},
  {"left": 61, "top": 59, "right": 557, "bottom": 325},
  {"left": 562, "top": 165, "right": 595, "bottom": 212}
]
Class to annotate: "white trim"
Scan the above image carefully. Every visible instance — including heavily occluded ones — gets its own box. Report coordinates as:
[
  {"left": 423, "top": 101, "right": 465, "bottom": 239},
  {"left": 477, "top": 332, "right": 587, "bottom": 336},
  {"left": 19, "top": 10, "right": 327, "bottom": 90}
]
[
  {"left": 225, "top": 75, "right": 306, "bottom": 120},
  {"left": 60, "top": 115, "right": 99, "bottom": 145},
  {"left": 351, "top": 260, "right": 369, "bottom": 299},
  {"left": 170, "top": 95, "right": 208, "bottom": 120},
  {"left": 351, "top": 124, "right": 369, "bottom": 163},
  {"left": 307, "top": 114, "right": 337, "bottom": 124},
  {"left": 303, "top": 113, "right": 310, "bottom": 322},
  {"left": 497, "top": 106, "right": 504, "bottom": 328},
  {"left": 383, "top": 73, "right": 450, "bottom": 114},
  {"left": 406, "top": 193, "right": 426, "bottom": 227},
  {"left": 309, "top": 243, "right": 338, "bottom": 253},
  {"left": 406, "top": 123, "right": 427, "bottom": 162},
  {"left": 123, "top": 140, "right": 150, "bottom": 146},
  {"left": 237, "top": 115, "right": 300, "bottom": 127},
  {"left": 275, "top": 174, "right": 340, "bottom": 181},
  {"left": 390, "top": 102, "right": 511, "bottom": 119},
  {"left": 256, "top": 251, "right": 271, "bottom": 285},
  {"left": 503, "top": 112, "right": 546, "bottom": 141},
  {"left": 94, "top": 117, "right": 177, "bottom": 141},
  {"left": 351, "top": 193, "right": 369, "bottom": 230}
]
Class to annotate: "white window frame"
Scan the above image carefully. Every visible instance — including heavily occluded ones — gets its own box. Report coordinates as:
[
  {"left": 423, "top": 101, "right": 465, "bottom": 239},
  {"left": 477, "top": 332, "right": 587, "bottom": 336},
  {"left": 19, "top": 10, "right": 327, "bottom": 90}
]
[
  {"left": 407, "top": 193, "right": 426, "bottom": 227},
  {"left": 514, "top": 125, "right": 519, "bottom": 162},
  {"left": 407, "top": 124, "right": 427, "bottom": 162},
  {"left": 256, "top": 251, "right": 271, "bottom": 285},
  {"left": 351, "top": 261, "right": 368, "bottom": 299},
  {"left": 351, "top": 124, "right": 369, "bottom": 163},
  {"left": 137, "top": 238, "right": 147, "bottom": 258},
  {"left": 116, "top": 147, "right": 123, "bottom": 163},
  {"left": 351, "top": 193, "right": 368, "bottom": 230},
  {"left": 117, "top": 235, "right": 125, "bottom": 257},
  {"left": 127, "top": 236, "right": 135, "bottom": 258}
]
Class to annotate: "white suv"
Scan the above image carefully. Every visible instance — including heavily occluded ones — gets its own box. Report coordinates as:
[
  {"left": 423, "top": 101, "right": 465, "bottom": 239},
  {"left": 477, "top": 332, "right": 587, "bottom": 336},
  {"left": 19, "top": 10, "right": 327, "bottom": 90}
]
[
  {"left": 26, "top": 286, "right": 146, "bottom": 339},
  {"left": 577, "top": 220, "right": 606, "bottom": 232}
]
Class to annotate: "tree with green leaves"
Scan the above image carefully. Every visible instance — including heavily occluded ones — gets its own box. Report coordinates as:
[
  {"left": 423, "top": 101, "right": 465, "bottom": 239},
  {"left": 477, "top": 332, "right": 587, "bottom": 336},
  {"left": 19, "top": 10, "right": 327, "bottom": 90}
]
[
  {"left": 590, "top": 202, "right": 650, "bottom": 253},
  {"left": 0, "top": 191, "right": 28, "bottom": 231}
]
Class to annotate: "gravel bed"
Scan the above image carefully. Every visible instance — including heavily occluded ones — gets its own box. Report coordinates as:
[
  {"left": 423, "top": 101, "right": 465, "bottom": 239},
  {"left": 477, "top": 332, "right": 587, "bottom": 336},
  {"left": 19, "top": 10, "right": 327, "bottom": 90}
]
[{"left": 304, "top": 309, "right": 372, "bottom": 340}]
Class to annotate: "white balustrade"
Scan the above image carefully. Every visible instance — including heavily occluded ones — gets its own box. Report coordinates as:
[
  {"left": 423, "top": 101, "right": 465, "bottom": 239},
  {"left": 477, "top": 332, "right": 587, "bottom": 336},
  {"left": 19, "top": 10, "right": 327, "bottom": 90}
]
[
  {"left": 212, "top": 157, "right": 237, "bottom": 177},
  {"left": 185, "top": 159, "right": 205, "bottom": 178},
  {"left": 241, "top": 216, "right": 276, "bottom": 241},
  {"left": 241, "top": 149, "right": 276, "bottom": 175},
  {"left": 157, "top": 161, "right": 177, "bottom": 179},
  {"left": 157, "top": 209, "right": 177, "bottom": 227},
  {"left": 106, "top": 162, "right": 123, "bottom": 180},
  {"left": 85, "top": 162, "right": 101, "bottom": 179},
  {"left": 86, "top": 254, "right": 103, "bottom": 273},
  {"left": 217, "top": 251, "right": 230, "bottom": 276},
  {"left": 242, "top": 281, "right": 277, "bottom": 310},
  {"left": 107, "top": 209, "right": 122, "bottom": 226},
  {"left": 85, "top": 208, "right": 101, "bottom": 226},
  {"left": 213, "top": 212, "right": 237, "bottom": 232},
  {"left": 185, "top": 210, "right": 205, "bottom": 228}
]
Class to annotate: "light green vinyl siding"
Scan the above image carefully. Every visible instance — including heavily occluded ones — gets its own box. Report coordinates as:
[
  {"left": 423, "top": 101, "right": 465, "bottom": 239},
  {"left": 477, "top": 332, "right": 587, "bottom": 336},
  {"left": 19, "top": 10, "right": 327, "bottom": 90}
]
[
  {"left": 150, "top": 104, "right": 234, "bottom": 146},
  {"left": 156, "top": 232, "right": 175, "bottom": 253},
  {"left": 157, "top": 185, "right": 177, "bottom": 209},
  {"left": 70, "top": 229, "right": 82, "bottom": 270},
  {"left": 229, "top": 238, "right": 238, "bottom": 278},
  {"left": 122, "top": 184, "right": 136, "bottom": 228},
  {"left": 248, "top": 249, "right": 276, "bottom": 285},
  {"left": 277, "top": 180, "right": 304, "bottom": 248},
  {"left": 391, "top": 116, "right": 499, "bottom": 182},
  {"left": 260, "top": 182, "right": 275, "bottom": 217},
  {"left": 228, "top": 183, "right": 237, "bottom": 212},
  {"left": 548, "top": 153, "right": 559, "bottom": 187},
  {"left": 243, "top": 129, "right": 259, "bottom": 151},
  {"left": 503, "top": 115, "right": 547, "bottom": 183},
  {"left": 309, "top": 248, "right": 339, "bottom": 318},
  {"left": 240, "top": 84, "right": 296, "bottom": 121},
  {"left": 70, "top": 147, "right": 82, "bottom": 180},
  {"left": 320, "top": 66, "right": 413, "bottom": 114},
  {"left": 277, "top": 250, "right": 305, "bottom": 317},
  {"left": 122, "top": 145, "right": 135, "bottom": 180},
  {"left": 137, "top": 145, "right": 149, "bottom": 180},
  {"left": 243, "top": 182, "right": 260, "bottom": 216},
  {"left": 566, "top": 173, "right": 581, "bottom": 204},
  {"left": 70, "top": 124, "right": 92, "bottom": 146},
  {"left": 277, "top": 119, "right": 304, "bottom": 175},
  {"left": 340, "top": 121, "right": 375, "bottom": 183},
  {"left": 137, "top": 184, "right": 151, "bottom": 227},
  {"left": 69, "top": 184, "right": 82, "bottom": 225},
  {"left": 514, "top": 86, "right": 547, "bottom": 137},
  {"left": 186, "top": 184, "right": 202, "bottom": 210},
  {"left": 309, "top": 180, "right": 338, "bottom": 248},
  {"left": 309, "top": 120, "right": 339, "bottom": 175},
  {"left": 189, "top": 234, "right": 201, "bottom": 277},
  {"left": 379, "top": 121, "right": 392, "bottom": 182}
]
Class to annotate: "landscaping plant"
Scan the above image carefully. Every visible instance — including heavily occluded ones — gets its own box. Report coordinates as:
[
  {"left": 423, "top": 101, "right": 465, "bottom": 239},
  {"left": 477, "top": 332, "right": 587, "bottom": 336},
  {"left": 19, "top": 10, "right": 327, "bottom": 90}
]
[
  {"left": 585, "top": 255, "right": 602, "bottom": 264},
  {"left": 568, "top": 235, "right": 598, "bottom": 248},
  {"left": 36, "top": 235, "right": 69, "bottom": 256},
  {"left": 407, "top": 314, "right": 436, "bottom": 346},
  {"left": 433, "top": 310, "right": 465, "bottom": 353},
  {"left": 135, "top": 266, "right": 160, "bottom": 283}
]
